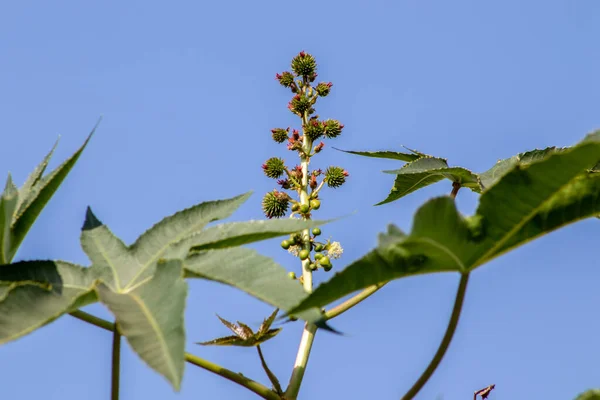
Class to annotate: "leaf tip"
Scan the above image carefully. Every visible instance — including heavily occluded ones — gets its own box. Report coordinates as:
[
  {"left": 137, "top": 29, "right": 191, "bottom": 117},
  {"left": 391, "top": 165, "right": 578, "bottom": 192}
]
[{"left": 82, "top": 206, "right": 103, "bottom": 231}]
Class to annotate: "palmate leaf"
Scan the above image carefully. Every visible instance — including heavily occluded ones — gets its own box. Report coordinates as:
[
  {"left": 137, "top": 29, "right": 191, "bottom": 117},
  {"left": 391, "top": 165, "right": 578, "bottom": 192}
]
[
  {"left": 196, "top": 309, "right": 282, "bottom": 347},
  {"left": 379, "top": 157, "right": 480, "bottom": 205},
  {"left": 97, "top": 260, "right": 187, "bottom": 390},
  {"left": 287, "top": 131, "right": 600, "bottom": 317},
  {"left": 0, "top": 261, "right": 98, "bottom": 344}
]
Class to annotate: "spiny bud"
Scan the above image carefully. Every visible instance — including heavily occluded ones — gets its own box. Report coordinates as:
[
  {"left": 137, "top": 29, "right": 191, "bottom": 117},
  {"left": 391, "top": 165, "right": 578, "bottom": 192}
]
[
  {"left": 271, "top": 128, "right": 289, "bottom": 143},
  {"left": 262, "top": 190, "right": 290, "bottom": 219},
  {"left": 314, "top": 142, "right": 325, "bottom": 153},
  {"left": 305, "top": 120, "right": 325, "bottom": 141},
  {"left": 262, "top": 157, "right": 286, "bottom": 179},
  {"left": 288, "top": 95, "right": 312, "bottom": 115},
  {"left": 276, "top": 71, "right": 295, "bottom": 87},
  {"left": 324, "top": 166, "right": 349, "bottom": 188},
  {"left": 323, "top": 119, "right": 344, "bottom": 139},
  {"left": 291, "top": 51, "right": 317, "bottom": 78},
  {"left": 277, "top": 178, "right": 292, "bottom": 189},
  {"left": 309, "top": 174, "right": 318, "bottom": 190},
  {"left": 315, "top": 82, "right": 333, "bottom": 97}
]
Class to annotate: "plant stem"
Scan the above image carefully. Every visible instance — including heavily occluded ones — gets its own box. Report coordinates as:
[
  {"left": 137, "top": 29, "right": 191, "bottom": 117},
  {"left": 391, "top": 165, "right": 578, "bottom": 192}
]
[
  {"left": 257, "top": 345, "right": 283, "bottom": 395},
  {"left": 400, "top": 273, "right": 470, "bottom": 400},
  {"left": 450, "top": 182, "right": 461, "bottom": 199},
  {"left": 324, "top": 282, "right": 386, "bottom": 320},
  {"left": 285, "top": 98, "right": 317, "bottom": 400},
  {"left": 69, "top": 311, "right": 280, "bottom": 400},
  {"left": 185, "top": 353, "right": 281, "bottom": 400},
  {"left": 111, "top": 326, "right": 121, "bottom": 400}
]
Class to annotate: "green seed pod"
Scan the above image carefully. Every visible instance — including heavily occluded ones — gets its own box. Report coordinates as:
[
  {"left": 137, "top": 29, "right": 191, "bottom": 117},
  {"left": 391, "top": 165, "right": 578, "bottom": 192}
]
[
  {"left": 281, "top": 240, "right": 292, "bottom": 249},
  {"left": 323, "top": 264, "right": 333, "bottom": 272},
  {"left": 262, "top": 190, "right": 290, "bottom": 219},
  {"left": 262, "top": 157, "right": 286, "bottom": 179},
  {"left": 291, "top": 203, "right": 300, "bottom": 212},
  {"left": 288, "top": 271, "right": 297, "bottom": 280},
  {"left": 314, "top": 253, "right": 323, "bottom": 260},
  {"left": 319, "top": 256, "right": 331, "bottom": 267},
  {"left": 324, "top": 166, "right": 349, "bottom": 188},
  {"left": 309, "top": 263, "right": 318, "bottom": 271},
  {"left": 312, "top": 227, "right": 321, "bottom": 236},
  {"left": 300, "top": 204, "right": 310, "bottom": 213},
  {"left": 299, "top": 249, "right": 310, "bottom": 260},
  {"left": 310, "top": 199, "right": 321, "bottom": 210},
  {"left": 314, "top": 244, "right": 324, "bottom": 252}
]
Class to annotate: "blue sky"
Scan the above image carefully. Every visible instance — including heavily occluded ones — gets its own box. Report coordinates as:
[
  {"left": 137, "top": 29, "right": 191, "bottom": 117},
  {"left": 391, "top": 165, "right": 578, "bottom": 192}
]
[{"left": 1, "top": 1, "right": 599, "bottom": 399}]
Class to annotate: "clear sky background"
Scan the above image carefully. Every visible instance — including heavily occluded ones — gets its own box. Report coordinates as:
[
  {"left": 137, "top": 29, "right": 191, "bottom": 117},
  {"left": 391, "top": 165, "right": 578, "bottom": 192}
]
[{"left": 1, "top": 1, "right": 599, "bottom": 399}]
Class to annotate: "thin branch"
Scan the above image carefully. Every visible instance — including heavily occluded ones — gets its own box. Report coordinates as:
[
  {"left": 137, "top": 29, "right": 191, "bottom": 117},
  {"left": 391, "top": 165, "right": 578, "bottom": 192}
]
[
  {"left": 69, "top": 311, "right": 281, "bottom": 400},
  {"left": 400, "top": 273, "right": 470, "bottom": 400},
  {"left": 450, "top": 182, "right": 461, "bottom": 199},
  {"left": 324, "top": 283, "right": 386, "bottom": 320},
  {"left": 257, "top": 345, "right": 283, "bottom": 395},
  {"left": 111, "top": 326, "right": 121, "bottom": 400}
]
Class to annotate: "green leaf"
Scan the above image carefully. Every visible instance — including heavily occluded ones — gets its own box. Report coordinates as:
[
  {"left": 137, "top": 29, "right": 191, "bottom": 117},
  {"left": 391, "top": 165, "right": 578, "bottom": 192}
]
[
  {"left": 183, "top": 247, "right": 321, "bottom": 322},
  {"left": 9, "top": 123, "right": 98, "bottom": 261},
  {"left": 80, "top": 192, "right": 251, "bottom": 291},
  {"left": 97, "top": 259, "right": 187, "bottom": 390},
  {"left": 335, "top": 148, "right": 421, "bottom": 162},
  {"left": 575, "top": 389, "right": 600, "bottom": 400},
  {"left": 287, "top": 131, "right": 600, "bottom": 317},
  {"left": 0, "top": 261, "right": 98, "bottom": 344},
  {"left": 15, "top": 139, "right": 59, "bottom": 213},
  {"left": 0, "top": 175, "right": 19, "bottom": 264},
  {"left": 167, "top": 218, "right": 329, "bottom": 257},
  {"left": 479, "top": 147, "right": 566, "bottom": 189},
  {"left": 196, "top": 310, "right": 282, "bottom": 347},
  {"left": 377, "top": 157, "right": 481, "bottom": 205}
]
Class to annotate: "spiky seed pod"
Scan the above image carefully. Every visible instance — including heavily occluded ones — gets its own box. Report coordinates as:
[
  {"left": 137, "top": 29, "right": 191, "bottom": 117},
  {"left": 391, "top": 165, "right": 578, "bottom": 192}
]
[
  {"left": 262, "top": 157, "right": 286, "bottom": 179},
  {"left": 305, "top": 120, "right": 325, "bottom": 141},
  {"left": 276, "top": 71, "right": 295, "bottom": 87},
  {"left": 324, "top": 166, "right": 349, "bottom": 188},
  {"left": 291, "top": 51, "right": 317, "bottom": 77},
  {"left": 323, "top": 119, "right": 344, "bottom": 139},
  {"left": 288, "top": 95, "right": 312, "bottom": 115},
  {"left": 315, "top": 82, "right": 333, "bottom": 97},
  {"left": 262, "top": 190, "right": 290, "bottom": 219},
  {"left": 271, "top": 128, "right": 289, "bottom": 143}
]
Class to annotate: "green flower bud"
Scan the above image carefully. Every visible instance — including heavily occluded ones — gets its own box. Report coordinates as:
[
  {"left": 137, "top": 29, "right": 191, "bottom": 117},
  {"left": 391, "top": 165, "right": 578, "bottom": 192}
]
[
  {"left": 323, "top": 264, "right": 333, "bottom": 272},
  {"left": 314, "top": 244, "right": 324, "bottom": 252},
  {"left": 271, "top": 128, "right": 289, "bottom": 143},
  {"left": 323, "top": 119, "right": 344, "bottom": 139},
  {"left": 315, "top": 82, "right": 333, "bottom": 97},
  {"left": 276, "top": 71, "right": 295, "bottom": 87},
  {"left": 288, "top": 94, "right": 312, "bottom": 115},
  {"left": 288, "top": 271, "right": 297, "bottom": 279},
  {"left": 262, "top": 157, "right": 286, "bottom": 179},
  {"left": 281, "top": 240, "right": 292, "bottom": 249},
  {"left": 300, "top": 204, "right": 310, "bottom": 214},
  {"left": 309, "top": 263, "right": 318, "bottom": 271},
  {"left": 312, "top": 227, "right": 321, "bottom": 236},
  {"left": 310, "top": 199, "right": 321, "bottom": 210},
  {"left": 262, "top": 190, "right": 290, "bottom": 219},
  {"left": 305, "top": 120, "right": 324, "bottom": 141},
  {"left": 314, "top": 253, "right": 323, "bottom": 260},
  {"left": 291, "top": 203, "right": 300, "bottom": 212},
  {"left": 324, "top": 166, "right": 349, "bottom": 188},
  {"left": 291, "top": 51, "right": 317, "bottom": 77},
  {"left": 299, "top": 249, "right": 310, "bottom": 260}
]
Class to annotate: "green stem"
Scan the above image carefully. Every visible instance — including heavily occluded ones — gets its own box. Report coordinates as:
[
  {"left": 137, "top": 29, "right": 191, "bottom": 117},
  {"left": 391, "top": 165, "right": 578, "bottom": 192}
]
[
  {"left": 69, "top": 311, "right": 280, "bottom": 400},
  {"left": 324, "top": 282, "right": 386, "bottom": 320},
  {"left": 257, "top": 345, "right": 283, "bottom": 395},
  {"left": 400, "top": 273, "right": 470, "bottom": 400},
  {"left": 284, "top": 103, "right": 317, "bottom": 400},
  {"left": 111, "top": 326, "right": 121, "bottom": 400}
]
